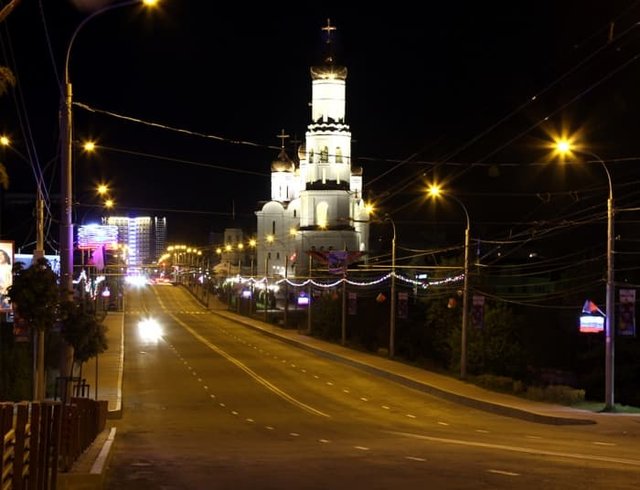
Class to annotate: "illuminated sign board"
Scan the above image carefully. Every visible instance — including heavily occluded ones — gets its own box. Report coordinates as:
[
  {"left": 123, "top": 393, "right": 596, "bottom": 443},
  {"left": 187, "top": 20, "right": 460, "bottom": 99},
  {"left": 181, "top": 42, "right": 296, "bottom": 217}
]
[
  {"left": 15, "top": 254, "right": 60, "bottom": 275},
  {"left": 579, "top": 315, "right": 604, "bottom": 334},
  {"left": 0, "top": 240, "right": 13, "bottom": 311},
  {"left": 77, "top": 224, "right": 118, "bottom": 250}
]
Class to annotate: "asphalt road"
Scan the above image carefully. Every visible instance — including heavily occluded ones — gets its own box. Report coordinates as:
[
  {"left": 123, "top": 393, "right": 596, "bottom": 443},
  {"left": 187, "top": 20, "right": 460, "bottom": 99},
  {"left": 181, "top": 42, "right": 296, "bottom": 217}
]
[{"left": 103, "top": 285, "right": 640, "bottom": 489}]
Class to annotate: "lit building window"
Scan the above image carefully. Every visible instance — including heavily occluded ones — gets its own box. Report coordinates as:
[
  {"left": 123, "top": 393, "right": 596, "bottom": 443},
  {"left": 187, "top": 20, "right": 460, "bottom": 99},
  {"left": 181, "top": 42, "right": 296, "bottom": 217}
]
[
  {"left": 317, "top": 202, "right": 328, "bottom": 228},
  {"left": 320, "top": 146, "right": 329, "bottom": 163}
]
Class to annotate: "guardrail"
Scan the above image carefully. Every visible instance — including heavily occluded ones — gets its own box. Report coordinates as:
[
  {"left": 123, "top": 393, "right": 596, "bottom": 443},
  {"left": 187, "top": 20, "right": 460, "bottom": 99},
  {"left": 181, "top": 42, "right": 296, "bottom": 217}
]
[{"left": 0, "top": 398, "right": 107, "bottom": 490}]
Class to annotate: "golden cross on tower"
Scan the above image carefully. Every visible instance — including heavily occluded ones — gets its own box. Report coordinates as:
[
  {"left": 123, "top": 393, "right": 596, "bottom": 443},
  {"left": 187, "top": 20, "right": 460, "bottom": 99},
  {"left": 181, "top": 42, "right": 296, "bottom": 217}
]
[
  {"left": 322, "top": 18, "right": 336, "bottom": 43},
  {"left": 277, "top": 129, "right": 290, "bottom": 149}
]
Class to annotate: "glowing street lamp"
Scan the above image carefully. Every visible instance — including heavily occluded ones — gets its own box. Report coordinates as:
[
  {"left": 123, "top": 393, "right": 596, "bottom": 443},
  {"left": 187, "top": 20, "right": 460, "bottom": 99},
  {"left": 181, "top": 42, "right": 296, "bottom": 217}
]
[
  {"left": 428, "top": 184, "right": 471, "bottom": 379},
  {"left": 553, "top": 137, "right": 616, "bottom": 411},
  {"left": 97, "top": 183, "right": 109, "bottom": 196},
  {"left": 60, "top": 0, "right": 160, "bottom": 301},
  {"left": 248, "top": 238, "right": 257, "bottom": 277}
]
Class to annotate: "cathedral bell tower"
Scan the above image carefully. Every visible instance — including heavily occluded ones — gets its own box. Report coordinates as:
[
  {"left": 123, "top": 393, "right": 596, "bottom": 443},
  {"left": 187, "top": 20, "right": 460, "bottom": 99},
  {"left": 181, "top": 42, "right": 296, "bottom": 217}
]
[{"left": 255, "top": 19, "right": 370, "bottom": 278}]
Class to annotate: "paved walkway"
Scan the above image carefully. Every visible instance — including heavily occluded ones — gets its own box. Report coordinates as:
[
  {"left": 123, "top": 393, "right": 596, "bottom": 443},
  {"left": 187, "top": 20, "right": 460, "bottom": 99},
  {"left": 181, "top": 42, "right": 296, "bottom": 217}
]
[{"left": 84, "top": 311, "right": 125, "bottom": 417}]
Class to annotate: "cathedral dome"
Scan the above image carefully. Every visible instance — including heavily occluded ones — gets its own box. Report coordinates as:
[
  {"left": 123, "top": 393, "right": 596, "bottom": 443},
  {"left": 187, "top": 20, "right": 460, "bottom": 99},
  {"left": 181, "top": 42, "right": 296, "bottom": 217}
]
[
  {"left": 310, "top": 64, "right": 347, "bottom": 81},
  {"left": 297, "top": 144, "right": 306, "bottom": 161},
  {"left": 271, "top": 148, "right": 295, "bottom": 172}
]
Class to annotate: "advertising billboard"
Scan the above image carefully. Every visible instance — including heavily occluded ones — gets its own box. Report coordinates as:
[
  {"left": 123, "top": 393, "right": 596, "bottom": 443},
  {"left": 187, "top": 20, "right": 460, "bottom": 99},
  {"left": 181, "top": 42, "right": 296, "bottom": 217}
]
[
  {"left": 77, "top": 224, "right": 118, "bottom": 250},
  {"left": 0, "top": 240, "right": 14, "bottom": 311}
]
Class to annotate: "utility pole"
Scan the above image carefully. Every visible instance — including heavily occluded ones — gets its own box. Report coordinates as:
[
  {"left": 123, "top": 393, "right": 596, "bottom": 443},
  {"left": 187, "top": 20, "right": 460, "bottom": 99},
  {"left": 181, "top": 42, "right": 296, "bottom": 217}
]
[{"left": 34, "top": 187, "right": 44, "bottom": 261}]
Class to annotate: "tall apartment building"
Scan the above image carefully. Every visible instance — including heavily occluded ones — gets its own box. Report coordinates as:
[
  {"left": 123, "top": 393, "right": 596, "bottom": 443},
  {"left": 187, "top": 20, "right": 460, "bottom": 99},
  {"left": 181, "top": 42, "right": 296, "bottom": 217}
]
[{"left": 102, "top": 216, "right": 167, "bottom": 269}]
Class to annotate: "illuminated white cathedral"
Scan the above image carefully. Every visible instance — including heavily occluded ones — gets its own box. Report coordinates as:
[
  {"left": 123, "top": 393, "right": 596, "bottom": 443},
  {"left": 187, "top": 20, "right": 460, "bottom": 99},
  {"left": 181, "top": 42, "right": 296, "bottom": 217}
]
[{"left": 255, "top": 20, "right": 371, "bottom": 277}]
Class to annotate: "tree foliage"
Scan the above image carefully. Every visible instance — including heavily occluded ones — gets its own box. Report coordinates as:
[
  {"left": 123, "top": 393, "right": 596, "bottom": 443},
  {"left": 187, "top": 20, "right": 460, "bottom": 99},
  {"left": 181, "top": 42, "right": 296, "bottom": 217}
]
[
  {"left": 59, "top": 300, "right": 108, "bottom": 366},
  {"left": 7, "top": 258, "right": 59, "bottom": 332}
]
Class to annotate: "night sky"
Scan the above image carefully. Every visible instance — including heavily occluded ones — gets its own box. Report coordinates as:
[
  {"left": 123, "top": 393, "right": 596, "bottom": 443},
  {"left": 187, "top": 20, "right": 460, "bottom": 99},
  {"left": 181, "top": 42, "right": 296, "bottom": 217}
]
[{"left": 1, "top": 1, "right": 639, "bottom": 259}]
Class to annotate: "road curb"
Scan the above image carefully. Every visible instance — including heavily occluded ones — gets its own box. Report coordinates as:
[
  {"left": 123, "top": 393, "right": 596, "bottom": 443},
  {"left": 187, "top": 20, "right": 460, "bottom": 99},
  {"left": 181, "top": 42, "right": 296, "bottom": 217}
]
[{"left": 57, "top": 427, "right": 117, "bottom": 490}]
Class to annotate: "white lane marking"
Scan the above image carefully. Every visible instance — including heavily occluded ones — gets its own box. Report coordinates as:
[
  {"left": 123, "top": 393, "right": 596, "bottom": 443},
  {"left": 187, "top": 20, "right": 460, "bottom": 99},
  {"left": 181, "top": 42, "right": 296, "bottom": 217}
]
[
  {"left": 476, "top": 429, "right": 489, "bottom": 433},
  {"left": 381, "top": 405, "right": 390, "bottom": 410},
  {"left": 593, "top": 441, "right": 617, "bottom": 447},
  {"left": 437, "top": 421, "right": 449, "bottom": 426},
  {"left": 290, "top": 433, "right": 300, "bottom": 437},
  {"left": 209, "top": 394, "right": 216, "bottom": 399},
  {"left": 525, "top": 435, "right": 542, "bottom": 440},
  {"left": 158, "top": 301, "right": 330, "bottom": 419},
  {"left": 203, "top": 386, "right": 208, "bottom": 390},
  {"left": 319, "top": 439, "right": 330, "bottom": 444},
  {"left": 360, "top": 397, "right": 368, "bottom": 402},
  {"left": 354, "top": 446, "right": 370, "bottom": 451},
  {"left": 197, "top": 378, "right": 202, "bottom": 382},
  {"left": 246, "top": 418, "right": 254, "bottom": 423},
  {"left": 231, "top": 411, "right": 239, "bottom": 416},
  {"left": 387, "top": 430, "right": 640, "bottom": 467},
  {"left": 265, "top": 426, "right": 275, "bottom": 431},
  {"left": 327, "top": 381, "right": 334, "bottom": 386},
  {"left": 219, "top": 403, "right": 226, "bottom": 407},
  {"left": 487, "top": 469, "right": 520, "bottom": 477},
  {"left": 405, "top": 456, "right": 426, "bottom": 462},
  {"left": 406, "top": 414, "right": 416, "bottom": 419},
  {"left": 343, "top": 389, "right": 350, "bottom": 394}
]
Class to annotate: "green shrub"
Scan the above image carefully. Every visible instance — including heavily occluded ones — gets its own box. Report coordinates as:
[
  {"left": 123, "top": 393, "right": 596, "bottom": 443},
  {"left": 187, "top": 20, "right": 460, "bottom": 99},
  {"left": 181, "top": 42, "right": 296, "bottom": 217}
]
[
  {"left": 472, "top": 374, "right": 514, "bottom": 393},
  {"left": 525, "top": 384, "right": 585, "bottom": 405}
]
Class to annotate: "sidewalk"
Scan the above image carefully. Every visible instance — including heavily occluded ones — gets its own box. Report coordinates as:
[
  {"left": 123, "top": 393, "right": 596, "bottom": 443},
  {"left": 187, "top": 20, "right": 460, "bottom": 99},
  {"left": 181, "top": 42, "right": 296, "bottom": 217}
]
[
  {"left": 57, "top": 311, "right": 124, "bottom": 490},
  {"left": 89, "top": 311, "right": 125, "bottom": 418}
]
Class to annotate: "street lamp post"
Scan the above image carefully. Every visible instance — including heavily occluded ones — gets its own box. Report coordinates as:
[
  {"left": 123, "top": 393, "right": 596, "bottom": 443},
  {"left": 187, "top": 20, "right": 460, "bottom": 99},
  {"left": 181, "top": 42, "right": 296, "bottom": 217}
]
[
  {"left": 0, "top": 137, "right": 45, "bottom": 261},
  {"left": 385, "top": 215, "right": 397, "bottom": 358},
  {"left": 427, "top": 186, "right": 471, "bottom": 379},
  {"left": 264, "top": 234, "right": 274, "bottom": 323},
  {"left": 59, "top": 0, "right": 158, "bottom": 393},
  {"left": 555, "top": 140, "right": 615, "bottom": 410},
  {"left": 460, "top": 201, "right": 471, "bottom": 380},
  {"left": 60, "top": 0, "right": 158, "bottom": 300},
  {"left": 1, "top": 137, "right": 46, "bottom": 400},
  {"left": 307, "top": 247, "right": 313, "bottom": 335},
  {"left": 264, "top": 254, "right": 269, "bottom": 323}
]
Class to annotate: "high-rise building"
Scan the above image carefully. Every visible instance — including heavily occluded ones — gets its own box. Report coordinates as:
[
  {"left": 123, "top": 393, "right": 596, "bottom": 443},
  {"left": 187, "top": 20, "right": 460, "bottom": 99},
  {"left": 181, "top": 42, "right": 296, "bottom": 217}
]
[
  {"left": 102, "top": 215, "right": 167, "bottom": 270},
  {"left": 154, "top": 217, "right": 167, "bottom": 262}
]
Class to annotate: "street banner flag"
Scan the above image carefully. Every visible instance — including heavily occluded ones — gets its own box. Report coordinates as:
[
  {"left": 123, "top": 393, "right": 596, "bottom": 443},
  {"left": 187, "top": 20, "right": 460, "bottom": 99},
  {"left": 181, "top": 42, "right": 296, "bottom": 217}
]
[
  {"left": 88, "top": 245, "right": 105, "bottom": 272},
  {"left": 582, "top": 299, "right": 604, "bottom": 316},
  {"left": 307, "top": 250, "right": 364, "bottom": 274},
  {"left": 348, "top": 292, "right": 357, "bottom": 315},
  {"left": 619, "top": 289, "right": 636, "bottom": 337},
  {"left": 471, "top": 294, "right": 485, "bottom": 329},
  {"left": 398, "top": 292, "right": 408, "bottom": 319},
  {"left": 580, "top": 298, "right": 605, "bottom": 333}
]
